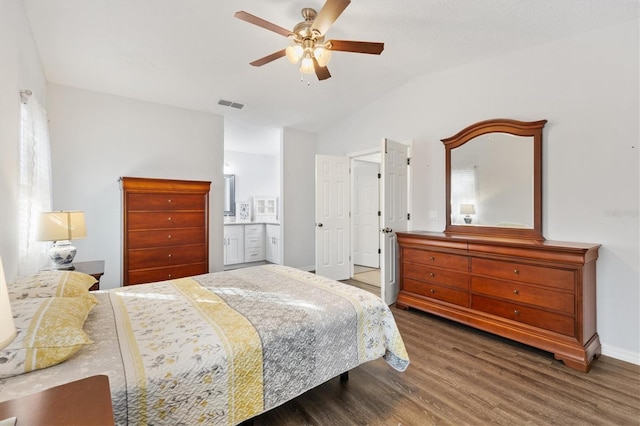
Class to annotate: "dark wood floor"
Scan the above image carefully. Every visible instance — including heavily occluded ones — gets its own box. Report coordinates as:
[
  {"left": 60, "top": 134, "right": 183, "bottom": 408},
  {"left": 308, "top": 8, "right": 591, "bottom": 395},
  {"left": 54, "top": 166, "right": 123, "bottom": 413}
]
[{"left": 252, "top": 281, "right": 640, "bottom": 425}]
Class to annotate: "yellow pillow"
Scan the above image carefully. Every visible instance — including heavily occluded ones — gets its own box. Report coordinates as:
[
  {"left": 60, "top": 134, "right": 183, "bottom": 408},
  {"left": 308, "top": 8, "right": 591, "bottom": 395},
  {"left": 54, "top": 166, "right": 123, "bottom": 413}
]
[
  {"left": 0, "top": 297, "right": 96, "bottom": 378},
  {"left": 8, "top": 270, "right": 97, "bottom": 301}
]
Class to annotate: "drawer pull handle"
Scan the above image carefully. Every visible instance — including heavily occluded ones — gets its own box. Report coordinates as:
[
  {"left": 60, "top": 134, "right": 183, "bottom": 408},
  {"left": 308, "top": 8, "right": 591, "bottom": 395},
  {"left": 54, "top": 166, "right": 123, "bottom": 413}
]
[
  {"left": 430, "top": 256, "right": 435, "bottom": 261},
  {"left": 168, "top": 274, "right": 172, "bottom": 278},
  {"left": 167, "top": 199, "right": 172, "bottom": 203},
  {"left": 513, "top": 289, "right": 519, "bottom": 295},
  {"left": 513, "top": 269, "right": 519, "bottom": 274},
  {"left": 167, "top": 234, "right": 172, "bottom": 239},
  {"left": 430, "top": 289, "right": 436, "bottom": 294},
  {"left": 168, "top": 254, "right": 172, "bottom": 258},
  {"left": 514, "top": 310, "right": 520, "bottom": 316},
  {"left": 429, "top": 272, "right": 435, "bottom": 278},
  {"left": 167, "top": 217, "right": 172, "bottom": 221}
]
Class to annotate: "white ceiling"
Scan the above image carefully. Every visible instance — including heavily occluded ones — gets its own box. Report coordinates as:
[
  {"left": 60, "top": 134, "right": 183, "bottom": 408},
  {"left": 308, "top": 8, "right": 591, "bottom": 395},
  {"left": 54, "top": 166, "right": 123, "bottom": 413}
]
[{"left": 23, "top": 0, "right": 638, "bottom": 155}]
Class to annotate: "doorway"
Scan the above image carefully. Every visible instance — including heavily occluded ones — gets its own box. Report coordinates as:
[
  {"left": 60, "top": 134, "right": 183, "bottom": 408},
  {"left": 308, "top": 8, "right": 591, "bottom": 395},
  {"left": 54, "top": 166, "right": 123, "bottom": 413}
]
[{"left": 351, "top": 153, "right": 381, "bottom": 288}]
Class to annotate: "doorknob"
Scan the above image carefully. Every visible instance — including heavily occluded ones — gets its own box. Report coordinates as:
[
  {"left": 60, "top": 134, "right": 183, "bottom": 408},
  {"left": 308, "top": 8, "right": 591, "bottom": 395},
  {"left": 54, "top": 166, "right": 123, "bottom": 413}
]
[
  {"left": 382, "top": 227, "right": 393, "bottom": 233},
  {"left": 317, "top": 223, "right": 323, "bottom": 227}
]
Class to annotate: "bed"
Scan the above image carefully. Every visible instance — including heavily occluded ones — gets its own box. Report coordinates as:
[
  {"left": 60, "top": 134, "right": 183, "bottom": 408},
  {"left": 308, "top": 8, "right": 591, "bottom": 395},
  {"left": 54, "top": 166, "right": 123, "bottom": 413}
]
[{"left": 0, "top": 264, "right": 409, "bottom": 425}]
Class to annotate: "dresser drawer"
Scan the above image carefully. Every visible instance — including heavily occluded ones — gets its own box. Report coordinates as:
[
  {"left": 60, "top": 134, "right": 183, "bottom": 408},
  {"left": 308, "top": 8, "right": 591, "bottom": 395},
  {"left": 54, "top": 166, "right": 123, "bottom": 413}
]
[
  {"left": 471, "top": 258, "right": 575, "bottom": 291},
  {"left": 403, "top": 262, "right": 468, "bottom": 290},
  {"left": 244, "top": 246, "right": 265, "bottom": 262},
  {"left": 471, "top": 276, "right": 574, "bottom": 314},
  {"left": 472, "top": 295, "right": 575, "bottom": 337},
  {"left": 127, "top": 263, "right": 208, "bottom": 285},
  {"left": 128, "top": 244, "right": 206, "bottom": 270},
  {"left": 403, "top": 248, "right": 468, "bottom": 271},
  {"left": 127, "top": 193, "right": 205, "bottom": 211},
  {"left": 128, "top": 228, "right": 206, "bottom": 249},
  {"left": 128, "top": 212, "right": 205, "bottom": 230},
  {"left": 403, "top": 278, "right": 469, "bottom": 306}
]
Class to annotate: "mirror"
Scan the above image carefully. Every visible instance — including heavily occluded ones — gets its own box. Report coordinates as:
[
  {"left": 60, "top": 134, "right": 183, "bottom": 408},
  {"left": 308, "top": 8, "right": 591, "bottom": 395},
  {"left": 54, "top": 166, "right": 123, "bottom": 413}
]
[
  {"left": 443, "top": 119, "right": 546, "bottom": 240},
  {"left": 224, "top": 174, "right": 235, "bottom": 216}
]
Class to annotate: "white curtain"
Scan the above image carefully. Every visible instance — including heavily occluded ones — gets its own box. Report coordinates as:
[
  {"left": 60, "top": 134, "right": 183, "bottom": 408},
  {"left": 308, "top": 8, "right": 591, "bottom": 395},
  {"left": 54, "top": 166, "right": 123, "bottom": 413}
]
[
  {"left": 451, "top": 166, "right": 477, "bottom": 224},
  {"left": 18, "top": 96, "right": 53, "bottom": 276}
]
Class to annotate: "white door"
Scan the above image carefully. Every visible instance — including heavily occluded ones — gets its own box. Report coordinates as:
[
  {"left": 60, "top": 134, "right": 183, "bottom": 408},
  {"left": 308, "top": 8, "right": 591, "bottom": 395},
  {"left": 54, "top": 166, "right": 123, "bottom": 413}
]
[
  {"left": 315, "top": 155, "right": 350, "bottom": 280},
  {"left": 352, "top": 160, "right": 380, "bottom": 268},
  {"left": 380, "top": 139, "right": 409, "bottom": 304}
]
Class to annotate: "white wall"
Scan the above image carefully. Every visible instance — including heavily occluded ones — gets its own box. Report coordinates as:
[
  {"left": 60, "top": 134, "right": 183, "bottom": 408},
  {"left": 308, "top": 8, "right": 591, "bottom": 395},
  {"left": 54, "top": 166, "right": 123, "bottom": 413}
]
[
  {"left": 224, "top": 151, "right": 279, "bottom": 210},
  {"left": 0, "top": 0, "right": 49, "bottom": 280},
  {"left": 317, "top": 21, "right": 640, "bottom": 364},
  {"left": 281, "top": 128, "right": 316, "bottom": 270},
  {"left": 47, "top": 84, "right": 225, "bottom": 289}
]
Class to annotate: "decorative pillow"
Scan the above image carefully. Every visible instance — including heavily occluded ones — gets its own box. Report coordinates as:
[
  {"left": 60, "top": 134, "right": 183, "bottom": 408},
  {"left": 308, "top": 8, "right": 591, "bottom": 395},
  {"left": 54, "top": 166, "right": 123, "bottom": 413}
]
[
  {"left": 0, "top": 296, "right": 96, "bottom": 378},
  {"left": 8, "top": 270, "right": 97, "bottom": 302}
]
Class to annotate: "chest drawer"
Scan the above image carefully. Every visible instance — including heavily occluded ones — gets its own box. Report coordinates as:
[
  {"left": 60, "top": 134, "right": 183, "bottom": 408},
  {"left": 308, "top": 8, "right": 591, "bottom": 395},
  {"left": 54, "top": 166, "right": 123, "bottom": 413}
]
[
  {"left": 471, "top": 276, "right": 574, "bottom": 314},
  {"left": 403, "top": 248, "right": 469, "bottom": 271},
  {"left": 472, "top": 295, "right": 575, "bottom": 337},
  {"left": 403, "top": 262, "right": 468, "bottom": 290},
  {"left": 127, "top": 263, "right": 207, "bottom": 285},
  {"left": 244, "top": 224, "right": 264, "bottom": 235},
  {"left": 245, "top": 246, "right": 265, "bottom": 262},
  {"left": 128, "top": 244, "right": 206, "bottom": 270},
  {"left": 403, "top": 278, "right": 468, "bottom": 306},
  {"left": 471, "top": 258, "right": 575, "bottom": 291},
  {"left": 127, "top": 193, "right": 205, "bottom": 211},
  {"left": 128, "top": 228, "right": 206, "bottom": 249},
  {"left": 128, "top": 212, "right": 205, "bottom": 230}
]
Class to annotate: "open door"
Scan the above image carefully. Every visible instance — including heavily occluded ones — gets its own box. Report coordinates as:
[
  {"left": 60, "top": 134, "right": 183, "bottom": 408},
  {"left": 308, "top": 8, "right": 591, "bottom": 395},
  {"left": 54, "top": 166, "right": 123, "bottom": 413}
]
[
  {"left": 380, "top": 139, "right": 409, "bottom": 305},
  {"left": 352, "top": 160, "right": 380, "bottom": 268},
  {"left": 315, "top": 155, "right": 350, "bottom": 280}
]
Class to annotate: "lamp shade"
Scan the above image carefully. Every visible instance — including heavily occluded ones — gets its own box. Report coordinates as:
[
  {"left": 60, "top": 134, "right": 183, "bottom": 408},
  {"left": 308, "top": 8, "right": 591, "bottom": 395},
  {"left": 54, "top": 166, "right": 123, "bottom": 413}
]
[
  {"left": 37, "top": 211, "right": 87, "bottom": 242},
  {"left": 0, "top": 256, "right": 16, "bottom": 349},
  {"left": 460, "top": 204, "right": 476, "bottom": 215}
]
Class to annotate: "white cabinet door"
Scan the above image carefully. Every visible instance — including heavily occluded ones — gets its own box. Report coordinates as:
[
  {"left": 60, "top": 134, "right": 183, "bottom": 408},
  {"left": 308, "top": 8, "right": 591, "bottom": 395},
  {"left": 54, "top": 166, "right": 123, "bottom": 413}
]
[
  {"left": 223, "top": 225, "right": 244, "bottom": 265},
  {"left": 266, "top": 224, "right": 281, "bottom": 264}
]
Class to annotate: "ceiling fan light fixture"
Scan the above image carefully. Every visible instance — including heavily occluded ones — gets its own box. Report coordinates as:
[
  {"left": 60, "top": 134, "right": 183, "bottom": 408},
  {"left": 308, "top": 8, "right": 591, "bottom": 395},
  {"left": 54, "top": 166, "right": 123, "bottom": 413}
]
[
  {"left": 300, "top": 53, "right": 315, "bottom": 74},
  {"left": 314, "top": 46, "right": 332, "bottom": 67},
  {"left": 286, "top": 45, "right": 304, "bottom": 64}
]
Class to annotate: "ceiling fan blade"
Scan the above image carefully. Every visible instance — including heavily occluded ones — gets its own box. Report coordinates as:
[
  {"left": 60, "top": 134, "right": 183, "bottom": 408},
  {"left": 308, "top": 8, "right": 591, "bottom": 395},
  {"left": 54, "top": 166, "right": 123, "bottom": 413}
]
[
  {"left": 234, "top": 11, "right": 292, "bottom": 37},
  {"left": 250, "top": 49, "right": 287, "bottom": 67},
  {"left": 327, "top": 40, "right": 384, "bottom": 55},
  {"left": 311, "top": 0, "right": 351, "bottom": 35},
  {"left": 313, "top": 57, "right": 331, "bottom": 81}
]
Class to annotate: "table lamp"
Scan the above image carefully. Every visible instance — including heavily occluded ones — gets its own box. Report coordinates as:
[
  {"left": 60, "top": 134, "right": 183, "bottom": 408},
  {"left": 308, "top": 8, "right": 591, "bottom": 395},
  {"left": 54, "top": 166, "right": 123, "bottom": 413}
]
[
  {"left": 37, "top": 211, "right": 86, "bottom": 270},
  {"left": 460, "top": 204, "right": 476, "bottom": 224}
]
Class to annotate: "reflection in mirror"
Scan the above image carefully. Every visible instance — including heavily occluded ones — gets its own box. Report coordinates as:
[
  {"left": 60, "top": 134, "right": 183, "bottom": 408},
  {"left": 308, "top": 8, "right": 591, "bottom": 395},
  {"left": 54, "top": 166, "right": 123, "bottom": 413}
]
[
  {"left": 450, "top": 133, "right": 534, "bottom": 228},
  {"left": 224, "top": 174, "right": 235, "bottom": 216},
  {"left": 442, "top": 118, "right": 546, "bottom": 240}
]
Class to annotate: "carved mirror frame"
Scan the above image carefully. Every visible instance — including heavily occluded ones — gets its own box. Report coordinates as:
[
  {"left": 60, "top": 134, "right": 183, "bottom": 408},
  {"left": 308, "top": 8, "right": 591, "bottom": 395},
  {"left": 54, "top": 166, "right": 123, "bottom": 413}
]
[{"left": 443, "top": 118, "right": 547, "bottom": 241}]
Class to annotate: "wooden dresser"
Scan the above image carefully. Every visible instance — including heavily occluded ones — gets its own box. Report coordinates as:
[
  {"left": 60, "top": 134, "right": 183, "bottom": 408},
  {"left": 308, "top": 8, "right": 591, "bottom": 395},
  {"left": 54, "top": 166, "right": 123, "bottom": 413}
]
[
  {"left": 121, "top": 177, "right": 211, "bottom": 285},
  {"left": 396, "top": 231, "right": 601, "bottom": 372}
]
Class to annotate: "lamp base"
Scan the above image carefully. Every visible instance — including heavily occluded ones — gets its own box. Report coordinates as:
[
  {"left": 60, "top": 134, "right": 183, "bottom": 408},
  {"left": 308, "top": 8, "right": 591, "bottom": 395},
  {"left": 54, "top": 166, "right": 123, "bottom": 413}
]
[
  {"left": 464, "top": 215, "right": 472, "bottom": 224},
  {"left": 48, "top": 240, "right": 77, "bottom": 270}
]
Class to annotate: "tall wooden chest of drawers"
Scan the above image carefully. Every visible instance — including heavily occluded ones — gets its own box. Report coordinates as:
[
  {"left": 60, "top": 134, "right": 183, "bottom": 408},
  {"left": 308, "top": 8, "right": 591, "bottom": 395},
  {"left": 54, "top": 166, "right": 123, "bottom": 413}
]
[
  {"left": 397, "top": 231, "right": 601, "bottom": 372},
  {"left": 121, "top": 177, "right": 211, "bottom": 286}
]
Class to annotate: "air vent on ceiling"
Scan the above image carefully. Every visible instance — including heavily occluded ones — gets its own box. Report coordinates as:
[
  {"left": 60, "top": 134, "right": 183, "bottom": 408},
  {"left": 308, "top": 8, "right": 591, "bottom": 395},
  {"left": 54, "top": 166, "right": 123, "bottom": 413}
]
[{"left": 218, "top": 99, "right": 245, "bottom": 110}]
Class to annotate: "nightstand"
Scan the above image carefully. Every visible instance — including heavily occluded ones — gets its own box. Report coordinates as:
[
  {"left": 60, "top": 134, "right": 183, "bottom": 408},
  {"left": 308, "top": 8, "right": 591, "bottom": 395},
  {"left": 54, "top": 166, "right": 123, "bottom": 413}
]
[
  {"left": 73, "top": 260, "right": 105, "bottom": 291},
  {"left": 0, "top": 375, "right": 114, "bottom": 425}
]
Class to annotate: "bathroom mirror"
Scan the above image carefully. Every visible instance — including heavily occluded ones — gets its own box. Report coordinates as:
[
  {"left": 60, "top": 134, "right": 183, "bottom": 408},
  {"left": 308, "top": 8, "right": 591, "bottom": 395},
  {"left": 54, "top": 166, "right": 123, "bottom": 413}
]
[
  {"left": 442, "top": 118, "right": 547, "bottom": 240},
  {"left": 224, "top": 174, "right": 235, "bottom": 216}
]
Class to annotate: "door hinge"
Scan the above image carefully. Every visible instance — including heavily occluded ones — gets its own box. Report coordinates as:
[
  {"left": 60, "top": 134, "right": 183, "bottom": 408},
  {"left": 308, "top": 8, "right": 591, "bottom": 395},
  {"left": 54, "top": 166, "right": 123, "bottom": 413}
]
[
  {"left": 407, "top": 158, "right": 411, "bottom": 165},
  {"left": 407, "top": 213, "right": 411, "bottom": 220},
  {"left": 378, "top": 248, "right": 381, "bottom": 254},
  {"left": 377, "top": 173, "right": 381, "bottom": 179},
  {"left": 378, "top": 211, "right": 381, "bottom": 216}
]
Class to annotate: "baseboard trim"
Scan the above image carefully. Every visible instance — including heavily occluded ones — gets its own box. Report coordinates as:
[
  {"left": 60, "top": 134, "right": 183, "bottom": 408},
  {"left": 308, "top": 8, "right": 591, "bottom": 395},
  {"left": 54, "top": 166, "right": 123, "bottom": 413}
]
[{"left": 601, "top": 344, "right": 640, "bottom": 365}]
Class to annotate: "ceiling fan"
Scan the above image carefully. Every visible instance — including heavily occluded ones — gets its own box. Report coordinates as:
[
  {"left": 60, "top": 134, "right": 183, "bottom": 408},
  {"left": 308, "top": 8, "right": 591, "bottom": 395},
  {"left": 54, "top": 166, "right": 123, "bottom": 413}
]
[{"left": 234, "top": 0, "right": 384, "bottom": 81}]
